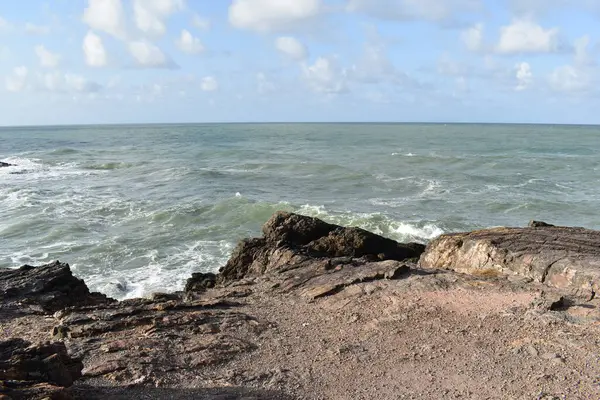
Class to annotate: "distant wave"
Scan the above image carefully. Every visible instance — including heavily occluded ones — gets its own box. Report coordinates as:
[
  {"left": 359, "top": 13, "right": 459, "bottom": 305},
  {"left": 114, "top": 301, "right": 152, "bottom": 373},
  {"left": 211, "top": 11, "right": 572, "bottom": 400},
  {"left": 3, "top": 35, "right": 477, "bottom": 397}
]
[
  {"left": 49, "top": 148, "right": 80, "bottom": 155},
  {"left": 84, "top": 162, "right": 135, "bottom": 170}
]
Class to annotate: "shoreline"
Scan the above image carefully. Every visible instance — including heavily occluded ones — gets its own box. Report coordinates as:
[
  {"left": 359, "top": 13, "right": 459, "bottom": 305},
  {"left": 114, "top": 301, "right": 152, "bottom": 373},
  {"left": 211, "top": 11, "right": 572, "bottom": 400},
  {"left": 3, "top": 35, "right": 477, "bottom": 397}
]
[{"left": 2, "top": 212, "right": 600, "bottom": 399}]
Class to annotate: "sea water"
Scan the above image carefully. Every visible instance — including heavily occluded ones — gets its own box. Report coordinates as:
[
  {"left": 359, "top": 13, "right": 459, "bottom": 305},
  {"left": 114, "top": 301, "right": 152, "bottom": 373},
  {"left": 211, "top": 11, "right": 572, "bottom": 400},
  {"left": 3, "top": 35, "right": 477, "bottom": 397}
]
[{"left": 1, "top": 123, "right": 599, "bottom": 299}]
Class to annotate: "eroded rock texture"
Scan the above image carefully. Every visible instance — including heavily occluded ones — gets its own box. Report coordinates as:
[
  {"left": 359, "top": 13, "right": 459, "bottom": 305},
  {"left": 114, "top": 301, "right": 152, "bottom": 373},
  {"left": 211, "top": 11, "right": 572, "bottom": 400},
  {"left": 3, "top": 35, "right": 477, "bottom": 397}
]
[{"left": 419, "top": 225, "right": 600, "bottom": 299}]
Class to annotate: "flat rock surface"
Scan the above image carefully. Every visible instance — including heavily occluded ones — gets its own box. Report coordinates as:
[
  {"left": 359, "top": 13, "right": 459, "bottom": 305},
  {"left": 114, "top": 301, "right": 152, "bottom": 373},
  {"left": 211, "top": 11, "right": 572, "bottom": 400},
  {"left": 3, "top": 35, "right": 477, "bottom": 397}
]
[
  {"left": 419, "top": 225, "right": 600, "bottom": 299},
  {"left": 2, "top": 214, "right": 600, "bottom": 399}
]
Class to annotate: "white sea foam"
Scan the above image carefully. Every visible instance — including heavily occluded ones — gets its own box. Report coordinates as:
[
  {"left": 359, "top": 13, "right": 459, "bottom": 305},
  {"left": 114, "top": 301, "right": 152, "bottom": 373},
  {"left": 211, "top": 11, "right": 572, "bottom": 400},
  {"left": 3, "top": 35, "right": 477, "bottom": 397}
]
[
  {"left": 0, "top": 156, "right": 98, "bottom": 182},
  {"left": 293, "top": 205, "right": 445, "bottom": 244},
  {"left": 85, "top": 240, "right": 234, "bottom": 300},
  {"left": 390, "top": 222, "right": 444, "bottom": 241}
]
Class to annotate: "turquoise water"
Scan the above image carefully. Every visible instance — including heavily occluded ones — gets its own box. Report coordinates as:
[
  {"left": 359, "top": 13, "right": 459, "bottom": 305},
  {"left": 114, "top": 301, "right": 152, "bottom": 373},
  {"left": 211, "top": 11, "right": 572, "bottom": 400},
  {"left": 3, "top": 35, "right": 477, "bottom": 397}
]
[{"left": 1, "top": 123, "right": 599, "bottom": 299}]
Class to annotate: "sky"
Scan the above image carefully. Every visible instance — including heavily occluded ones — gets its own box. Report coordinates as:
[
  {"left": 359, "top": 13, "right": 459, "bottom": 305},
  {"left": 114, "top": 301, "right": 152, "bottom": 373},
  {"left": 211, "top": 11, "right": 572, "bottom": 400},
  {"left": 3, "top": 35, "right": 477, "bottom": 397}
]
[{"left": 1, "top": 0, "right": 600, "bottom": 125}]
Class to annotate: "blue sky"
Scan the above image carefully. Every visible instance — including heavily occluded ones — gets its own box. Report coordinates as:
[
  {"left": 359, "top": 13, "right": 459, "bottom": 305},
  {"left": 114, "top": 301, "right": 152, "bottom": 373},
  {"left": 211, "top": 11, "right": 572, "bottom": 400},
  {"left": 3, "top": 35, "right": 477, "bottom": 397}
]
[{"left": 1, "top": 0, "right": 599, "bottom": 125}]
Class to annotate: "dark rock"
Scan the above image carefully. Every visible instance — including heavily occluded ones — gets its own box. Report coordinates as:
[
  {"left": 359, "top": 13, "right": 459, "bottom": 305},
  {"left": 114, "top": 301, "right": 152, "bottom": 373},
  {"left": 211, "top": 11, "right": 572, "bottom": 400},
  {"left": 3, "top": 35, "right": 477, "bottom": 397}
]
[
  {"left": 0, "top": 261, "right": 115, "bottom": 315},
  {"left": 419, "top": 225, "right": 600, "bottom": 298},
  {"left": 185, "top": 272, "right": 217, "bottom": 292},
  {"left": 218, "top": 212, "right": 425, "bottom": 284},
  {"left": 0, "top": 161, "right": 14, "bottom": 168},
  {"left": 307, "top": 226, "right": 425, "bottom": 260},
  {"left": 529, "top": 220, "right": 556, "bottom": 228},
  {"left": 0, "top": 338, "right": 82, "bottom": 399},
  {"left": 262, "top": 212, "right": 338, "bottom": 246}
]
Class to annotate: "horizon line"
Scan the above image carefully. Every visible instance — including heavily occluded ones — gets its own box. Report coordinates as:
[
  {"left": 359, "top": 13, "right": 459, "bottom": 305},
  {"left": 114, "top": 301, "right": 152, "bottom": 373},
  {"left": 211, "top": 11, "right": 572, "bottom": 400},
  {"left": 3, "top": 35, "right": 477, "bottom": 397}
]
[{"left": 1, "top": 121, "right": 600, "bottom": 129}]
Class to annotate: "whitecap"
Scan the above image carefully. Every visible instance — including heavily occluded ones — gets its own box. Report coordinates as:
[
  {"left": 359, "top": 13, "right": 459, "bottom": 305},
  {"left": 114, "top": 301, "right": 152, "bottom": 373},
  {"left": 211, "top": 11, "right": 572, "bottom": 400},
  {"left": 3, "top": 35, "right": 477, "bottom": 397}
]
[
  {"left": 85, "top": 240, "right": 234, "bottom": 300},
  {"left": 390, "top": 222, "right": 444, "bottom": 242}
]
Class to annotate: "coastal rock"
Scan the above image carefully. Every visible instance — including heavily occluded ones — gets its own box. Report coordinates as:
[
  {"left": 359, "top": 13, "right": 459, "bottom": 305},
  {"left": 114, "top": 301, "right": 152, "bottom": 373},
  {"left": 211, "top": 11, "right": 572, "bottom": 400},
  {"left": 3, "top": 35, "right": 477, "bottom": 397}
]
[
  {"left": 51, "top": 295, "right": 263, "bottom": 384},
  {"left": 0, "top": 261, "right": 114, "bottom": 315},
  {"left": 0, "top": 161, "right": 14, "bottom": 168},
  {"left": 419, "top": 225, "right": 600, "bottom": 298},
  {"left": 185, "top": 272, "right": 217, "bottom": 292},
  {"left": 2, "top": 212, "right": 600, "bottom": 398},
  {"left": 0, "top": 338, "right": 82, "bottom": 399},
  {"left": 217, "top": 212, "right": 425, "bottom": 284},
  {"left": 529, "top": 220, "right": 556, "bottom": 228}
]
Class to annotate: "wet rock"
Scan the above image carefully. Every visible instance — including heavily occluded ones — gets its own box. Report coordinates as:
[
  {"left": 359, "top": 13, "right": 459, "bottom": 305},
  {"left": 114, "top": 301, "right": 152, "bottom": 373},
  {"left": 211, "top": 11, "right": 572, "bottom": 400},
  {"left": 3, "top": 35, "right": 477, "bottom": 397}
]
[
  {"left": 0, "top": 338, "right": 82, "bottom": 399},
  {"left": 0, "top": 261, "right": 115, "bottom": 315},
  {"left": 0, "top": 161, "right": 14, "bottom": 168},
  {"left": 419, "top": 225, "right": 600, "bottom": 298}
]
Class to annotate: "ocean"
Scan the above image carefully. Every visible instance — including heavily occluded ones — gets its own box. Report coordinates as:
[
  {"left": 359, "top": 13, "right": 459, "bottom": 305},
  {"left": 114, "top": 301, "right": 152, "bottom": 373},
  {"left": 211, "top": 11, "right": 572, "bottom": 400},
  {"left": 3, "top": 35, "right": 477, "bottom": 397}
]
[{"left": 1, "top": 123, "right": 599, "bottom": 299}]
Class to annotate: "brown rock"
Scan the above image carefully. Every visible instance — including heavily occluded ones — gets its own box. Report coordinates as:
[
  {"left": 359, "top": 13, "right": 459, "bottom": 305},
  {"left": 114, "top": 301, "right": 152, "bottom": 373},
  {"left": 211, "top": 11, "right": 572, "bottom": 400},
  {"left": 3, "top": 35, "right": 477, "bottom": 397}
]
[
  {"left": 218, "top": 212, "right": 424, "bottom": 284},
  {"left": 0, "top": 339, "right": 82, "bottom": 399},
  {"left": 419, "top": 225, "right": 600, "bottom": 298}
]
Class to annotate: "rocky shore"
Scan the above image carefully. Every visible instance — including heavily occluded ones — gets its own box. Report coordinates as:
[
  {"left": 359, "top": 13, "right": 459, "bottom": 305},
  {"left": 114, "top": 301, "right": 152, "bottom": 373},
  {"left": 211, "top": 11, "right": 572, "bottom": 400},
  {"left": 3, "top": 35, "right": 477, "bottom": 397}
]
[{"left": 1, "top": 212, "right": 600, "bottom": 399}]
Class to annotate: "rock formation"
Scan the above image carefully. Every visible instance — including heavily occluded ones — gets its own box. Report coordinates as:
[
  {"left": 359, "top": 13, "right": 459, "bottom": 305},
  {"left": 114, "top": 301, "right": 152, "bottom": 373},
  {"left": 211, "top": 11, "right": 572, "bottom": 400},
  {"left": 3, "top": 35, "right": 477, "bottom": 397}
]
[
  {"left": 0, "top": 339, "right": 82, "bottom": 399},
  {"left": 2, "top": 213, "right": 600, "bottom": 399},
  {"left": 0, "top": 162, "right": 14, "bottom": 168},
  {"left": 419, "top": 225, "right": 600, "bottom": 299},
  {"left": 217, "top": 211, "right": 424, "bottom": 284},
  {"left": 0, "top": 261, "right": 114, "bottom": 317}
]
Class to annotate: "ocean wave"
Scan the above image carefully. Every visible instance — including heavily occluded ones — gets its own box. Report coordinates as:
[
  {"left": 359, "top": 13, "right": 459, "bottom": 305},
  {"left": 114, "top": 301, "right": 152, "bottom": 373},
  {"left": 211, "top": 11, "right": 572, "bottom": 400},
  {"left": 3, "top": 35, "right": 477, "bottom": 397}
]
[
  {"left": 84, "top": 240, "right": 234, "bottom": 300},
  {"left": 290, "top": 204, "right": 445, "bottom": 244},
  {"left": 0, "top": 157, "right": 98, "bottom": 180},
  {"left": 49, "top": 148, "right": 80, "bottom": 155},
  {"left": 83, "top": 162, "right": 135, "bottom": 170}
]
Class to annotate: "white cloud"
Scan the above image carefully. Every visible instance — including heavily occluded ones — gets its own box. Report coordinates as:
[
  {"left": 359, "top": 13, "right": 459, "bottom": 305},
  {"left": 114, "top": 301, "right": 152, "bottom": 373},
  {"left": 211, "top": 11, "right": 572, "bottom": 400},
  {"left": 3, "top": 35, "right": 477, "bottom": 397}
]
[
  {"left": 548, "top": 65, "right": 589, "bottom": 93},
  {"left": 275, "top": 36, "right": 308, "bottom": 61},
  {"left": 229, "top": 0, "right": 322, "bottom": 32},
  {"left": 192, "top": 14, "right": 211, "bottom": 31},
  {"left": 496, "top": 19, "right": 559, "bottom": 54},
  {"left": 83, "top": 0, "right": 127, "bottom": 39},
  {"left": 201, "top": 76, "right": 219, "bottom": 91},
  {"left": 0, "top": 16, "right": 10, "bottom": 31},
  {"left": 37, "top": 72, "right": 102, "bottom": 93},
  {"left": 5, "top": 67, "right": 100, "bottom": 94},
  {"left": 5, "top": 67, "right": 29, "bottom": 92},
  {"left": 302, "top": 57, "right": 347, "bottom": 94},
  {"left": 462, "top": 23, "right": 484, "bottom": 52},
  {"left": 64, "top": 74, "right": 101, "bottom": 93},
  {"left": 35, "top": 45, "right": 60, "bottom": 68},
  {"left": 351, "top": 42, "right": 396, "bottom": 83},
  {"left": 133, "top": 0, "right": 184, "bottom": 37},
  {"left": 347, "top": 0, "right": 480, "bottom": 22},
  {"left": 25, "top": 23, "right": 51, "bottom": 35},
  {"left": 83, "top": 31, "right": 108, "bottom": 67},
  {"left": 176, "top": 30, "right": 205, "bottom": 54},
  {"left": 437, "top": 54, "right": 467, "bottom": 76},
  {"left": 257, "top": 72, "right": 277, "bottom": 94},
  {"left": 574, "top": 35, "right": 592, "bottom": 66},
  {"left": 128, "top": 41, "right": 175, "bottom": 68},
  {"left": 515, "top": 62, "right": 532, "bottom": 91},
  {"left": 347, "top": 29, "right": 413, "bottom": 88}
]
